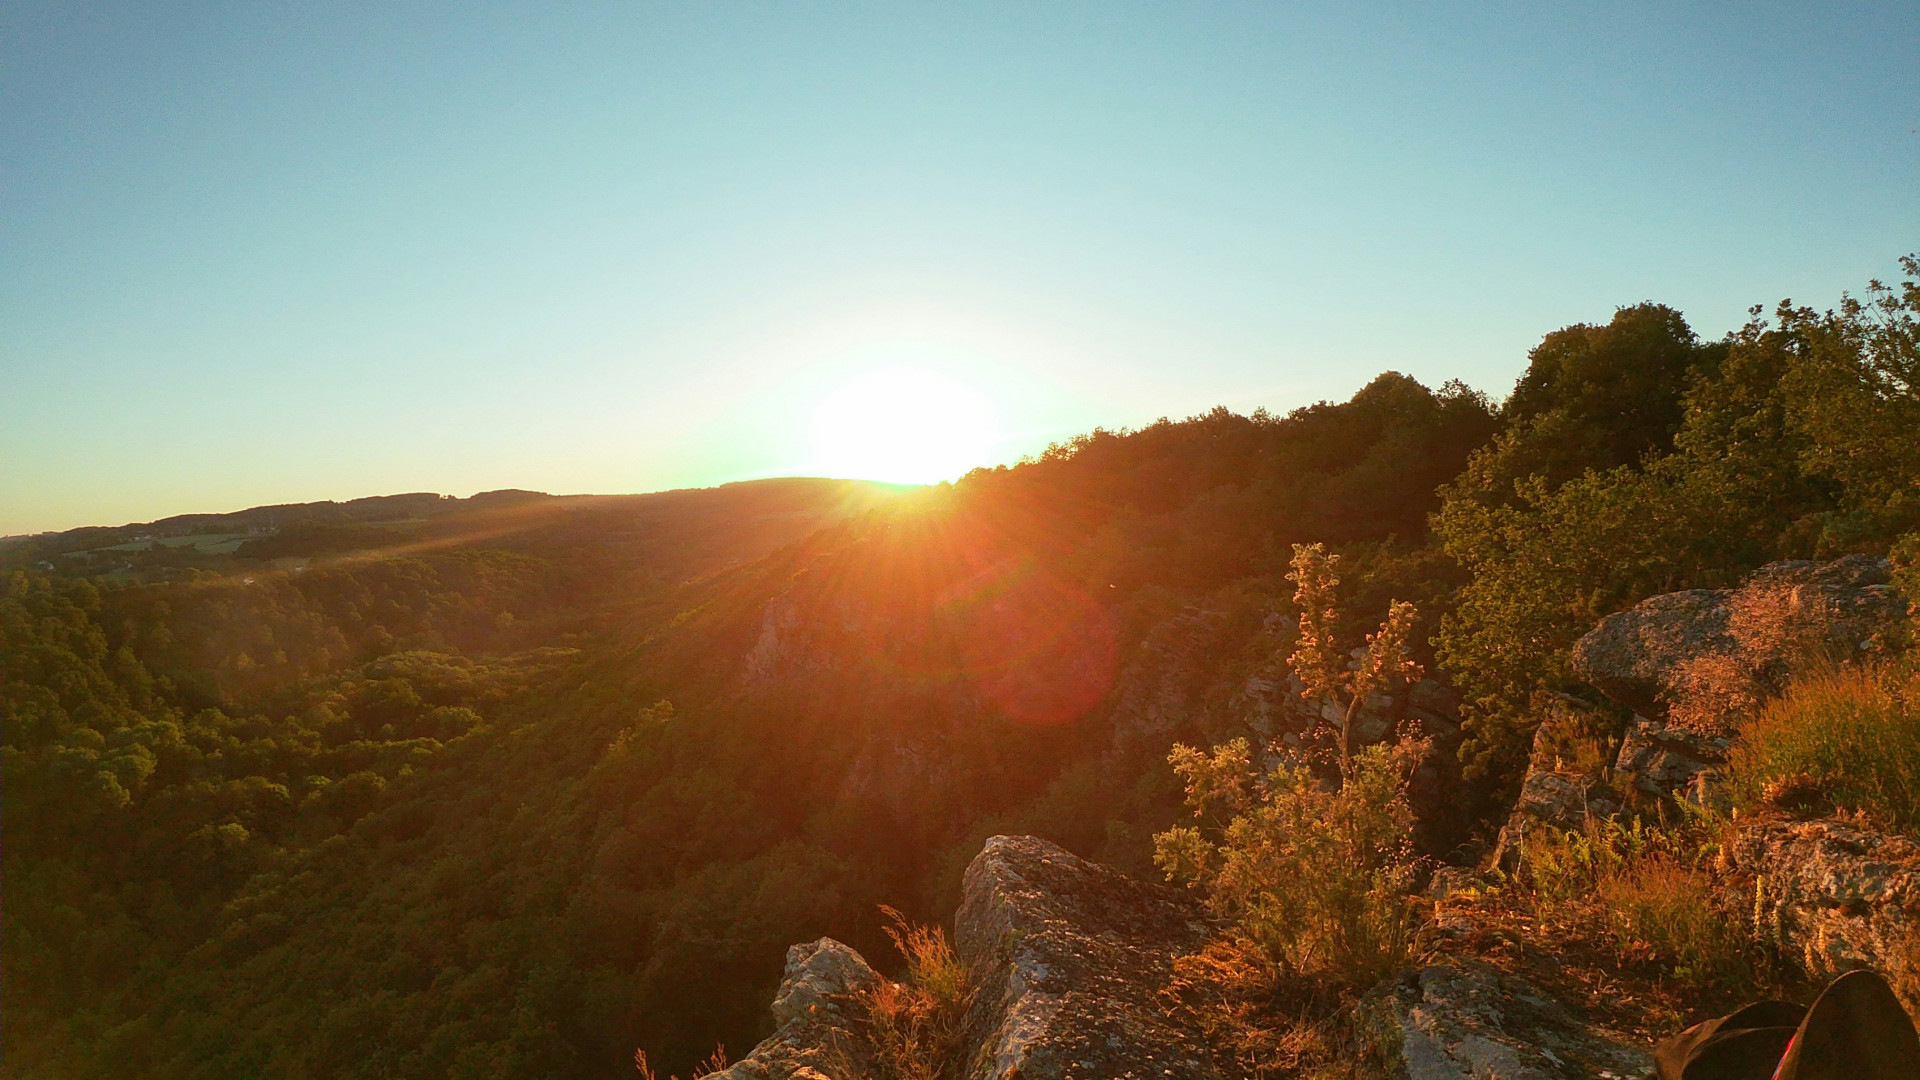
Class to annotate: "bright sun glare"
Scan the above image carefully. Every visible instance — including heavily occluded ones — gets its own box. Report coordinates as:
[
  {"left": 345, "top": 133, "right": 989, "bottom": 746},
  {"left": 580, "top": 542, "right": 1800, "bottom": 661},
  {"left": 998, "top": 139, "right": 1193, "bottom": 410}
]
[{"left": 808, "top": 368, "right": 998, "bottom": 485}]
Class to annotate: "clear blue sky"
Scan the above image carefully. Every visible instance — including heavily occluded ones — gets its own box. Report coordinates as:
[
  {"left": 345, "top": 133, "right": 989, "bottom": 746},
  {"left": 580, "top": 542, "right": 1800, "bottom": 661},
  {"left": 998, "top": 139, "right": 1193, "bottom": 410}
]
[{"left": 3, "top": 2, "right": 1914, "bottom": 533}]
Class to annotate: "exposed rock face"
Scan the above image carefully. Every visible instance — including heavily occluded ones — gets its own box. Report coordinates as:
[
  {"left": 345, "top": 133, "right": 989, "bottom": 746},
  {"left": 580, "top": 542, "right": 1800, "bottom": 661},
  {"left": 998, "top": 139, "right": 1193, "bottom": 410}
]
[
  {"left": 1728, "top": 814, "right": 1920, "bottom": 1007},
  {"left": 709, "top": 938, "right": 883, "bottom": 1080},
  {"left": 1490, "top": 767, "right": 1624, "bottom": 874},
  {"left": 1610, "top": 715, "right": 1729, "bottom": 803},
  {"left": 1565, "top": 555, "right": 1903, "bottom": 806},
  {"left": 955, "top": 835, "right": 1220, "bottom": 1080},
  {"left": 1570, "top": 555, "right": 1900, "bottom": 724},
  {"left": 709, "top": 837, "right": 1223, "bottom": 1080},
  {"left": 1364, "top": 961, "right": 1654, "bottom": 1080},
  {"left": 1571, "top": 589, "right": 1734, "bottom": 721},
  {"left": 1489, "top": 698, "right": 1629, "bottom": 873}
]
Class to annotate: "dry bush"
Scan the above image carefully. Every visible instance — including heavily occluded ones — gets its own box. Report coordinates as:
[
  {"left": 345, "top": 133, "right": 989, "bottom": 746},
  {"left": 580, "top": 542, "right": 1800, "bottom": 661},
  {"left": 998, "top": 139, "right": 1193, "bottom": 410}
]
[
  {"left": 1158, "top": 938, "right": 1391, "bottom": 1080},
  {"left": 1729, "top": 663, "right": 1920, "bottom": 834},
  {"left": 1155, "top": 737, "right": 1431, "bottom": 990},
  {"left": 1663, "top": 581, "right": 1848, "bottom": 737},
  {"left": 1727, "top": 583, "right": 1842, "bottom": 670},
  {"left": 1664, "top": 653, "right": 1765, "bottom": 737},
  {"left": 859, "top": 906, "right": 973, "bottom": 1080},
  {"left": 1597, "top": 854, "right": 1759, "bottom": 994}
]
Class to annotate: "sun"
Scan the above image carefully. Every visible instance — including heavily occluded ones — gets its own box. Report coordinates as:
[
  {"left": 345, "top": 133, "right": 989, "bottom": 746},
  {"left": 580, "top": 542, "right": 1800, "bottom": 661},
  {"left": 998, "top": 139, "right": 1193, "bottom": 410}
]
[{"left": 807, "top": 368, "right": 998, "bottom": 484}]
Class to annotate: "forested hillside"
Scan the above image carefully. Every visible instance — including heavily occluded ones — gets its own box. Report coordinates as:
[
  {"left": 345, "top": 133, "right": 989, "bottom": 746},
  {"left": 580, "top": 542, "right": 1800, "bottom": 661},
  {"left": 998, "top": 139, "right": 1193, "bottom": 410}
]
[{"left": 5, "top": 260, "right": 1916, "bottom": 1079}]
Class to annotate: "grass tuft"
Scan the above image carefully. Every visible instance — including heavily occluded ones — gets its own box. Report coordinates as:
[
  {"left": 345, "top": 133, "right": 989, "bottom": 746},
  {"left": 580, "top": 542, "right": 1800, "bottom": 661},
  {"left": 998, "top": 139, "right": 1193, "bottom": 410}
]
[
  {"left": 1729, "top": 663, "right": 1920, "bottom": 834},
  {"left": 859, "top": 906, "right": 973, "bottom": 1080}
]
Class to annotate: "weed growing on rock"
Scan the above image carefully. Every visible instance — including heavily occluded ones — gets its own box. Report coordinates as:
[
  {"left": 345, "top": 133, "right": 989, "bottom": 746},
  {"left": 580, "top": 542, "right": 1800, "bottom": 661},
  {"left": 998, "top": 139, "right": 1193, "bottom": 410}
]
[
  {"left": 858, "top": 906, "right": 972, "bottom": 1080},
  {"left": 1285, "top": 544, "right": 1422, "bottom": 781},
  {"left": 1520, "top": 812, "right": 1778, "bottom": 997},
  {"left": 633, "top": 1045, "right": 728, "bottom": 1080},
  {"left": 1729, "top": 662, "right": 1920, "bottom": 834}
]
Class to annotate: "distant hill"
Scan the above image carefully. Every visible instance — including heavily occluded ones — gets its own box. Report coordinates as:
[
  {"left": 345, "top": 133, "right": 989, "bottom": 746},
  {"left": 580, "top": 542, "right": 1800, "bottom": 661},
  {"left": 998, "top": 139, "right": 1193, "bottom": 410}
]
[{"left": 1, "top": 478, "right": 898, "bottom": 585}]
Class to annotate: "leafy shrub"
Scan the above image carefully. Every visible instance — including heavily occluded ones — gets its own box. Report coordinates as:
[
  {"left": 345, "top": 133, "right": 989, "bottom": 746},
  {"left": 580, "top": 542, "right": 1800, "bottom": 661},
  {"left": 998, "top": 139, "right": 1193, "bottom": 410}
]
[
  {"left": 1729, "top": 663, "right": 1920, "bottom": 834},
  {"left": 1155, "top": 737, "right": 1430, "bottom": 988}
]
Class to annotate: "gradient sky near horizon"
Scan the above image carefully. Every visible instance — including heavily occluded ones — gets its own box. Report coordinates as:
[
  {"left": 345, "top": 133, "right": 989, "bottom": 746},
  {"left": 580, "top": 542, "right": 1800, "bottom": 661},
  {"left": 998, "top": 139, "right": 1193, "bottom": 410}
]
[{"left": 3, "top": 2, "right": 1915, "bottom": 534}]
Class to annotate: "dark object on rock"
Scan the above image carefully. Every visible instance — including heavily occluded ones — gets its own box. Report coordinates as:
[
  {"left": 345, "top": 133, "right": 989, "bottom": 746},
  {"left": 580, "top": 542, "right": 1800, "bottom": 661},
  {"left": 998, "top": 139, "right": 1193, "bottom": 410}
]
[
  {"left": 1759, "top": 775, "right": 1834, "bottom": 819},
  {"left": 1362, "top": 960, "right": 1655, "bottom": 1079},
  {"left": 1652, "top": 1000, "right": 1802, "bottom": 1080},
  {"left": 955, "top": 834, "right": 1220, "bottom": 1080},
  {"left": 1653, "top": 970, "right": 1919, "bottom": 1080}
]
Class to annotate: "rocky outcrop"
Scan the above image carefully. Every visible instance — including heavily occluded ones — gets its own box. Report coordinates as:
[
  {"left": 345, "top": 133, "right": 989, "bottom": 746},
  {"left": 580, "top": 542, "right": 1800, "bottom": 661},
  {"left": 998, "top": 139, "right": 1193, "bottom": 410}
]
[
  {"left": 708, "top": 836, "right": 1222, "bottom": 1080},
  {"left": 1729, "top": 814, "right": 1920, "bottom": 1006},
  {"left": 1495, "top": 555, "right": 1905, "bottom": 874},
  {"left": 1570, "top": 555, "right": 1900, "bottom": 725},
  {"left": 1563, "top": 555, "right": 1903, "bottom": 806},
  {"left": 1364, "top": 961, "right": 1654, "bottom": 1080},
  {"left": 1570, "top": 589, "right": 1735, "bottom": 721},
  {"left": 1488, "top": 697, "right": 1630, "bottom": 873},
  {"left": 1609, "top": 715, "right": 1729, "bottom": 804},
  {"left": 956, "top": 835, "right": 1220, "bottom": 1080},
  {"left": 714, "top": 835, "right": 1673, "bottom": 1080},
  {"left": 1490, "top": 767, "right": 1624, "bottom": 874},
  {"left": 708, "top": 939, "right": 884, "bottom": 1080}
]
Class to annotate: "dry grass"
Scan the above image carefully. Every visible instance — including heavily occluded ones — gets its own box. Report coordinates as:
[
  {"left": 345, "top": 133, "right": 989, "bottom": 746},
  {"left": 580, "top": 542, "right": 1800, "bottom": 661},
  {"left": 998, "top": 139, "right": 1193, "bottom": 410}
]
[
  {"left": 1596, "top": 854, "right": 1758, "bottom": 993},
  {"left": 859, "top": 906, "right": 974, "bottom": 1080},
  {"left": 633, "top": 1045, "right": 729, "bottom": 1080},
  {"left": 1729, "top": 663, "right": 1920, "bottom": 834},
  {"left": 1518, "top": 813, "right": 1781, "bottom": 999},
  {"left": 1158, "top": 938, "right": 1394, "bottom": 1080}
]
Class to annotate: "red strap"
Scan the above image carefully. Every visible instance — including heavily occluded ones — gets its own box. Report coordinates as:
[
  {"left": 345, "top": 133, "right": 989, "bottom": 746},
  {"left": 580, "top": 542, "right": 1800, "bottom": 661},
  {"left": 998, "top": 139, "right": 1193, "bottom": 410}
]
[{"left": 1770, "top": 1031, "right": 1799, "bottom": 1080}]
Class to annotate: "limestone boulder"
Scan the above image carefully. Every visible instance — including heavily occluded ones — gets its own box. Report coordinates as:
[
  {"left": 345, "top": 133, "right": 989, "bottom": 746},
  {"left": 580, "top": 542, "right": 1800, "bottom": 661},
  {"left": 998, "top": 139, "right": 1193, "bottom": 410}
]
[
  {"left": 707, "top": 938, "right": 883, "bottom": 1080},
  {"left": 1570, "top": 555, "right": 1902, "bottom": 724},
  {"left": 1729, "top": 813, "right": 1920, "bottom": 1008},
  {"left": 955, "top": 834, "right": 1220, "bottom": 1080},
  {"left": 1363, "top": 961, "right": 1654, "bottom": 1080}
]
